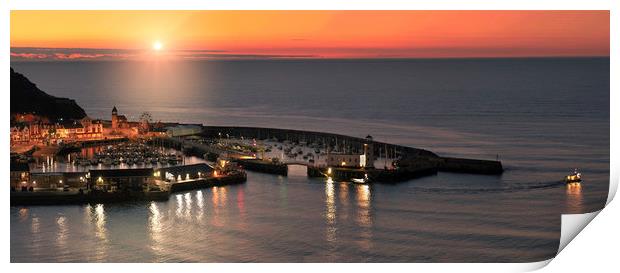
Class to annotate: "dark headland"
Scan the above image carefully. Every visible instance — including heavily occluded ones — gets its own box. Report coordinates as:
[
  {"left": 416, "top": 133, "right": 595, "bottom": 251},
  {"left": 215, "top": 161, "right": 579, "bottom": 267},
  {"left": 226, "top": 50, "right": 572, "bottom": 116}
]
[{"left": 11, "top": 68, "right": 87, "bottom": 122}]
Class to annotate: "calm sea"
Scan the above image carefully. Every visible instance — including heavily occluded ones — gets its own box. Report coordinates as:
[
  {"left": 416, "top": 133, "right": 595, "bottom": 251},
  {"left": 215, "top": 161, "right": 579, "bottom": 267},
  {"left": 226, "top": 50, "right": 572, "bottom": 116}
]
[{"left": 10, "top": 58, "right": 609, "bottom": 262}]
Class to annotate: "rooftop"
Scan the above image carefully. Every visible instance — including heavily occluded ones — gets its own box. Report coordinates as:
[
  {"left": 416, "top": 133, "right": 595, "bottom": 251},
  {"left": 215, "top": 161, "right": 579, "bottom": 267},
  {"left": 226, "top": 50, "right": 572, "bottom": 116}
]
[
  {"left": 10, "top": 161, "right": 29, "bottom": 172},
  {"left": 156, "top": 163, "right": 213, "bottom": 175},
  {"left": 89, "top": 168, "right": 153, "bottom": 178}
]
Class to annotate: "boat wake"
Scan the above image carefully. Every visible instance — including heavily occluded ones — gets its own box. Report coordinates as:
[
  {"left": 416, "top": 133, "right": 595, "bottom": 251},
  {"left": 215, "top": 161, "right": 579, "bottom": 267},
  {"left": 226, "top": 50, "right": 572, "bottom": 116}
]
[{"left": 408, "top": 180, "right": 565, "bottom": 195}]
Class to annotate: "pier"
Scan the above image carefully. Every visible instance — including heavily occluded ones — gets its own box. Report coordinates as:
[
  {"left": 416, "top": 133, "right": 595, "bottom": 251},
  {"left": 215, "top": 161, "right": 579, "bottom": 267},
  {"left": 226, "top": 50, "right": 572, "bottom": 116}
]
[
  {"left": 169, "top": 172, "right": 247, "bottom": 193},
  {"left": 196, "top": 126, "right": 503, "bottom": 179},
  {"left": 10, "top": 163, "right": 247, "bottom": 206}
]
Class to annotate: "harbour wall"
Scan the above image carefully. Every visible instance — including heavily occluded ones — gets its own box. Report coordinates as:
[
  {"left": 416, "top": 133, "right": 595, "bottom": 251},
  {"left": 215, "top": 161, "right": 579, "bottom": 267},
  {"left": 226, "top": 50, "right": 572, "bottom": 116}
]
[
  {"left": 11, "top": 172, "right": 247, "bottom": 206},
  {"left": 234, "top": 159, "right": 288, "bottom": 176},
  {"left": 433, "top": 157, "right": 503, "bottom": 175},
  {"left": 200, "top": 126, "right": 438, "bottom": 159},
  {"left": 169, "top": 172, "right": 247, "bottom": 193},
  {"left": 307, "top": 166, "right": 439, "bottom": 183},
  {"left": 200, "top": 126, "right": 503, "bottom": 175}
]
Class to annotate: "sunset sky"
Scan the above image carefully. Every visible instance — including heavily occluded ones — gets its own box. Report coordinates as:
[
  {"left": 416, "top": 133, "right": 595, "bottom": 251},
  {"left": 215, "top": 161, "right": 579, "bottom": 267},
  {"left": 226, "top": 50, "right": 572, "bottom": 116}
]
[{"left": 10, "top": 10, "right": 609, "bottom": 60}]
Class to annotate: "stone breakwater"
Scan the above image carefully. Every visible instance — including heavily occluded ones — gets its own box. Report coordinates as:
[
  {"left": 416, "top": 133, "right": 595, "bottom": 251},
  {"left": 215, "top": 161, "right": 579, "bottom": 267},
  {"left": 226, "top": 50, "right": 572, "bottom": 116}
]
[{"left": 199, "top": 126, "right": 504, "bottom": 176}]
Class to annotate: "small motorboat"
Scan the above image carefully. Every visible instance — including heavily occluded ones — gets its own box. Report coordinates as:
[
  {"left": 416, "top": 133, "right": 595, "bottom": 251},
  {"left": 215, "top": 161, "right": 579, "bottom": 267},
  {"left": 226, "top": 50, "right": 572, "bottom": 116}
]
[
  {"left": 352, "top": 174, "right": 370, "bottom": 184},
  {"left": 565, "top": 169, "right": 582, "bottom": 184}
]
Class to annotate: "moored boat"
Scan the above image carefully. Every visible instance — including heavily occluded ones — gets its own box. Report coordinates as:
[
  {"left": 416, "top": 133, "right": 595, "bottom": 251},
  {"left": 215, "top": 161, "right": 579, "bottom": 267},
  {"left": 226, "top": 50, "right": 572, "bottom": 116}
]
[{"left": 351, "top": 174, "right": 370, "bottom": 184}]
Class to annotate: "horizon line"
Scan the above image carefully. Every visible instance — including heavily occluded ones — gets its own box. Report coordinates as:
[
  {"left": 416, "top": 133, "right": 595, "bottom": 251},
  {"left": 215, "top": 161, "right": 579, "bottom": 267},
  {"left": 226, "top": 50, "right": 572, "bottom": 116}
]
[{"left": 10, "top": 46, "right": 609, "bottom": 61}]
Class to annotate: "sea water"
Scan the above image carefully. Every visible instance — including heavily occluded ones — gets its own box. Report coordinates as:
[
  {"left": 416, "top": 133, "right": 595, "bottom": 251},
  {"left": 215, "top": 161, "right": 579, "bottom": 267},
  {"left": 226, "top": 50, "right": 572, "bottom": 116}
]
[{"left": 10, "top": 58, "right": 609, "bottom": 262}]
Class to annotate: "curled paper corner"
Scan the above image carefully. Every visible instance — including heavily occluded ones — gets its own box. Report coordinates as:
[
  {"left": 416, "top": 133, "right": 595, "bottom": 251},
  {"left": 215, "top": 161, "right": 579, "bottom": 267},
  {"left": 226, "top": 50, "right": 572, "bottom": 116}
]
[
  {"left": 514, "top": 258, "right": 553, "bottom": 272},
  {"left": 557, "top": 210, "right": 602, "bottom": 255},
  {"left": 606, "top": 170, "right": 618, "bottom": 205}
]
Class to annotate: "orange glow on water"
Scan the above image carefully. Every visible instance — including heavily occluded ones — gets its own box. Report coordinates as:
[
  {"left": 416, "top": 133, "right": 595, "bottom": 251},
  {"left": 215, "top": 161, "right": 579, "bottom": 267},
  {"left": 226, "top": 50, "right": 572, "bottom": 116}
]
[
  {"left": 566, "top": 183, "right": 583, "bottom": 213},
  {"left": 10, "top": 10, "right": 609, "bottom": 59}
]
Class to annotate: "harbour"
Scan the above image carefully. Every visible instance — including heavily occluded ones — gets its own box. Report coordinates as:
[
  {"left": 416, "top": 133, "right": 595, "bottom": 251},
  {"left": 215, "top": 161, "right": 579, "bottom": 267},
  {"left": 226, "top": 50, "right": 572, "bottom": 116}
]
[
  {"left": 11, "top": 123, "right": 502, "bottom": 206},
  {"left": 9, "top": 57, "right": 609, "bottom": 262}
]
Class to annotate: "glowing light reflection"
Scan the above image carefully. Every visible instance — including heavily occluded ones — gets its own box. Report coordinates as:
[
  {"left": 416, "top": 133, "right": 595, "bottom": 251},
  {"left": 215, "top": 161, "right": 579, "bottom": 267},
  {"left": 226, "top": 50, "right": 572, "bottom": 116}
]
[
  {"left": 196, "top": 191, "right": 205, "bottom": 220},
  {"left": 566, "top": 183, "right": 584, "bottom": 212},
  {"left": 355, "top": 184, "right": 373, "bottom": 251},
  {"left": 148, "top": 202, "right": 165, "bottom": 255},
  {"left": 325, "top": 180, "right": 336, "bottom": 224},
  {"left": 56, "top": 216, "right": 68, "bottom": 247}
]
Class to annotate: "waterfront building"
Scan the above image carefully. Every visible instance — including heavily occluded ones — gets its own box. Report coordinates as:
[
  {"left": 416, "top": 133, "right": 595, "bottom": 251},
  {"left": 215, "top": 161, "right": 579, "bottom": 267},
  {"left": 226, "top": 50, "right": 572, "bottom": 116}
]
[
  {"left": 10, "top": 116, "right": 103, "bottom": 145},
  {"left": 326, "top": 142, "right": 375, "bottom": 168},
  {"left": 10, "top": 160, "right": 30, "bottom": 189},
  {"left": 29, "top": 172, "right": 87, "bottom": 190},
  {"left": 327, "top": 153, "right": 365, "bottom": 167},
  {"left": 10, "top": 124, "right": 30, "bottom": 143},
  {"left": 155, "top": 163, "right": 214, "bottom": 182},
  {"left": 78, "top": 117, "right": 104, "bottom": 139},
  {"left": 166, "top": 124, "right": 203, "bottom": 137},
  {"left": 109, "top": 106, "right": 140, "bottom": 136},
  {"left": 88, "top": 168, "right": 155, "bottom": 192},
  {"left": 111, "top": 106, "right": 128, "bottom": 130}
]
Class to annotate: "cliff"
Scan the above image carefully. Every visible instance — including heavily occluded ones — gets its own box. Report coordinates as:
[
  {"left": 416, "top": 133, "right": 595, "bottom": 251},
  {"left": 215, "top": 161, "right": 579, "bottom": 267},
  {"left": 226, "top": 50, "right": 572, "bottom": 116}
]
[{"left": 10, "top": 67, "right": 87, "bottom": 122}]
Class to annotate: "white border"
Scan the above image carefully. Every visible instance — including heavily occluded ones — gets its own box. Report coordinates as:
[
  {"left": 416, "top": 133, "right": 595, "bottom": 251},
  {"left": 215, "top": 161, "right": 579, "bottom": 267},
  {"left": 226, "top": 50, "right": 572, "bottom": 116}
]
[{"left": 2, "top": 1, "right": 617, "bottom": 272}]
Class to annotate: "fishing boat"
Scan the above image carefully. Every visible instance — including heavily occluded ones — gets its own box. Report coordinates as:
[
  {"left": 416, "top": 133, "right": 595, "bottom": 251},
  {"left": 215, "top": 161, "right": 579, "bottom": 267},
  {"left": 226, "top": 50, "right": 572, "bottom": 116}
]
[{"left": 565, "top": 169, "right": 582, "bottom": 184}]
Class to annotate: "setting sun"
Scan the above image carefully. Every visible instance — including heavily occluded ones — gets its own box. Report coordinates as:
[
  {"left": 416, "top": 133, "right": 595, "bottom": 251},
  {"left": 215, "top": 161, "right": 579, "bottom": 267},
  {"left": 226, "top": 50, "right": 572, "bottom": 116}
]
[
  {"left": 152, "top": 41, "right": 163, "bottom": 51},
  {"left": 9, "top": 11, "right": 609, "bottom": 59}
]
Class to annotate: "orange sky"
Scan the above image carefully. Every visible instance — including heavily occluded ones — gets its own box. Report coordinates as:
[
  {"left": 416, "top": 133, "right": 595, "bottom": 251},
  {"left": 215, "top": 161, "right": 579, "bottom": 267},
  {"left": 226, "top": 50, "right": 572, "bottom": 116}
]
[{"left": 10, "top": 10, "right": 610, "bottom": 60}]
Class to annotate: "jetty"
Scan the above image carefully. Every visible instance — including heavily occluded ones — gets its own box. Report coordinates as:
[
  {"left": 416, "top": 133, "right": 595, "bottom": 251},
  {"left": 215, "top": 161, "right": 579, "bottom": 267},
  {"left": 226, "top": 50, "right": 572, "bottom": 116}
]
[{"left": 10, "top": 163, "right": 247, "bottom": 206}]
